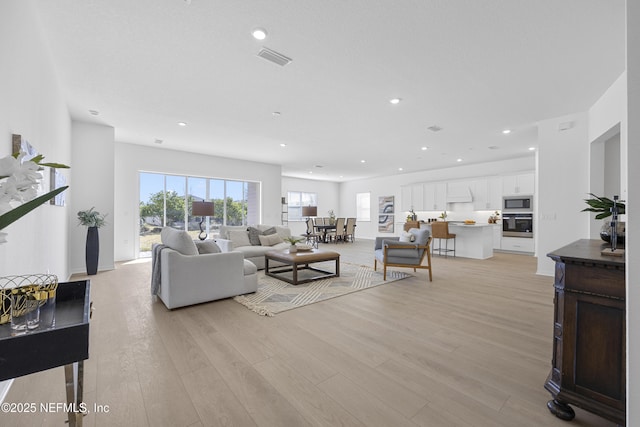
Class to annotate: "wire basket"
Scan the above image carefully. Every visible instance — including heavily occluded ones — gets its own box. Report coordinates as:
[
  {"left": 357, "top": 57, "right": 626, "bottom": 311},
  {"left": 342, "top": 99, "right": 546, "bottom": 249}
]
[{"left": 0, "top": 274, "right": 58, "bottom": 327}]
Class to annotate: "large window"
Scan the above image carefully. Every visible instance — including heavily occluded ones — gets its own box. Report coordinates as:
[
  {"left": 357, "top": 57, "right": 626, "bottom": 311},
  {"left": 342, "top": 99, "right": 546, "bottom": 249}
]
[
  {"left": 356, "top": 192, "right": 371, "bottom": 221},
  {"left": 287, "top": 191, "right": 317, "bottom": 221},
  {"left": 139, "top": 172, "right": 260, "bottom": 255}
]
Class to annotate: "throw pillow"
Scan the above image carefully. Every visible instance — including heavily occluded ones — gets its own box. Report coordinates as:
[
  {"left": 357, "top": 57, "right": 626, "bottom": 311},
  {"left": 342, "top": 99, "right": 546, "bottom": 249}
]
[
  {"left": 258, "top": 233, "right": 284, "bottom": 246},
  {"left": 195, "top": 240, "right": 221, "bottom": 254},
  {"left": 248, "top": 226, "right": 277, "bottom": 245},
  {"left": 247, "top": 227, "right": 263, "bottom": 246},
  {"left": 399, "top": 232, "right": 416, "bottom": 242},
  {"left": 160, "top": 227, "right": 198, "bottom": 255},
  {"left": 228, "top": 230, "right": 252, "bottom": 248},
  {"left": 262, "top": 226, "right": 277, "bottom": 236}
]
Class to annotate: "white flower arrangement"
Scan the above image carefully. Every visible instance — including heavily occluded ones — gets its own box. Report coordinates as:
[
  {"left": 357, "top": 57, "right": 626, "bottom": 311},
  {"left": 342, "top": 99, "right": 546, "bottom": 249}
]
[{"left": 0, "top": 151, "right": 69, "bottom": 243}]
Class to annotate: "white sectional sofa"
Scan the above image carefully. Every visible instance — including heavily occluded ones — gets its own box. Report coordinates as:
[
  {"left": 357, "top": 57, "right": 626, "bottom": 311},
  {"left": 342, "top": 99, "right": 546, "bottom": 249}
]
[
  {"left": 152, "top": 227, "right": 258, "bottom": 309},
  {"left": 216, "top": 224, "right": 291, "bottom": 269}
]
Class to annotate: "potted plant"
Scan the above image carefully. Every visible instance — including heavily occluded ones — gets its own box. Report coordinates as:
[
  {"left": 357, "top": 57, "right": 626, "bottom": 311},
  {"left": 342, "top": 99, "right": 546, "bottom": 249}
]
[
  {"left": 283, "top": 236, "right": 304, "bottom": 253},
  {"left": 582, "top": 193, "right": 626, "bottom": 243},
  {"left": 328, "top": 210, "right": 336, "bottom": 225},
  {"left": 77, "top": 207, "right": 107, "bottom": 275}
]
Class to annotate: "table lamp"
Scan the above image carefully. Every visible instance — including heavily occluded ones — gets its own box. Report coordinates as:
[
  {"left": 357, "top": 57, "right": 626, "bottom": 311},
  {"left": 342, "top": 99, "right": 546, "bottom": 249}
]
[
  {"left": 302, "top": 206, "right": 317, "bottom": 233},
  {"left": 192, "top": 201, "right": 214, "bottom": 240}
]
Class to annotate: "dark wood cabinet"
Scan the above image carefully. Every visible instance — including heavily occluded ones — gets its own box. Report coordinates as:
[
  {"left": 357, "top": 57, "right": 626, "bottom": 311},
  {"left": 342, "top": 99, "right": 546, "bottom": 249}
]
[{"left": 546, "top": 240, "right": 625, "bottom": 425}]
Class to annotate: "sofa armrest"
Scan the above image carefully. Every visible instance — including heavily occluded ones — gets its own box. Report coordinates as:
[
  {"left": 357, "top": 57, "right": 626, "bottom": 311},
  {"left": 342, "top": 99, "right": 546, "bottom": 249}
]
[
  {"left": 159, "top": 249, "right": 247, "bottom": 309},
  {"left": 216, "top": 238, "right": 233, "bottom": 252}
]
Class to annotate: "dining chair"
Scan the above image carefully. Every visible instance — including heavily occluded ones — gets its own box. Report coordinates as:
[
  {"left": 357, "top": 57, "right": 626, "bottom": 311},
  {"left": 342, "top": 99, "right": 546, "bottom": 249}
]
[
  {"left": 431, "top": 221, "right": 456, "bottom": 257},
  {"left": 344, "top": 218, "right": 356, "bottom": 242},
  {"left": 302, "top": 218, "right": 320, "bottom": 248},
  {"left": 330, "top": 217, "right": 346, "bottom": 243}
]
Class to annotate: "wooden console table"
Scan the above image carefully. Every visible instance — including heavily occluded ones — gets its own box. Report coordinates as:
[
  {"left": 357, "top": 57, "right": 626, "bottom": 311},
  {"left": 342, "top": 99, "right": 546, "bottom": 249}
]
[
  {"left": 546, "top": 240, "right": 625, "bottom": 425},
  {"left": 0, "top": 280, "right": 91, "bottom": 427}
]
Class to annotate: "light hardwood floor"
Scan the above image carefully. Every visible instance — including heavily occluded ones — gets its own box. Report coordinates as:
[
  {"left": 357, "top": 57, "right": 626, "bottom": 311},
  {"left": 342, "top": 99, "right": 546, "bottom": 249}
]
[{"left": 3, "top": 239, "right": 617, "bottom": 426}]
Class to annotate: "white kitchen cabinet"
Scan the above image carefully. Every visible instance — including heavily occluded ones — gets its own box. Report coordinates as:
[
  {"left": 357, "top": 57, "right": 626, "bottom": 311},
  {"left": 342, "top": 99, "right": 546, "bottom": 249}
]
[
  {"left": 411, "top": 184, "right": 424, "bottom": 211},
  {"left": 401, "top": 184, "right": 425, "bottom": 211},
  {"left": 401, "top": 185, "right": 412, "bottom": 212},
  {"left": 423, "top": 182, "right": 447, "bottom": 211},
  {"left": 492, "top": 224, "right": 502, "bottom": 249},
  {"left": 502, "top": 172, "right": 535, "bottom": 195},
  {"left": 472, "top": 177, "right": 502, "bottom": 210},
  {"left": 501, "top": 236, "right": 534, "bottom": 253}
]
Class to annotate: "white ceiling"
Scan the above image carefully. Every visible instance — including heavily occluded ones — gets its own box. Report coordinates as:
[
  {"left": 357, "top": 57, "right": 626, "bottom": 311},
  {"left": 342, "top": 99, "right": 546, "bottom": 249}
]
[{"left": 33, "top": 0, "right": 625, "bottom": 182}]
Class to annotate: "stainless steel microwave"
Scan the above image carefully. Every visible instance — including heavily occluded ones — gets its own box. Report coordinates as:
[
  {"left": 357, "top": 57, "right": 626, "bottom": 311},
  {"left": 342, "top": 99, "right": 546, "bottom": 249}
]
[{"left": 503, "top": 196, "right": 532, "bottom": 212}]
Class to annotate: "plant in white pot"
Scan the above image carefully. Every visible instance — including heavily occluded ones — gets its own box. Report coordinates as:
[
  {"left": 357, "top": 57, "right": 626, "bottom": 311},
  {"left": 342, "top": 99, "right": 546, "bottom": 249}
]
[
  {"left": 77, "top": 207, "right": 107, "bottom": 275},
  {"left": 284, "top": 236, "right": 304, "bottom": 253}
]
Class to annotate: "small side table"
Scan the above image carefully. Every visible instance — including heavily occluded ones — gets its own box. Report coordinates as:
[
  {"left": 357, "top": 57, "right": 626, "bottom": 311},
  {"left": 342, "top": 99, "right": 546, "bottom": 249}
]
[{"left": 0, "top": 280, "right": 91, "bottom": 427}]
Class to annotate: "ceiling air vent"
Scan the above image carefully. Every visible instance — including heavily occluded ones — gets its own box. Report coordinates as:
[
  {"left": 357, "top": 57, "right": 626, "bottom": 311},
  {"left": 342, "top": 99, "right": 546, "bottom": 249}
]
[
  {"left": 257, "top": 47, "right": 292, "bottom": 67},
  {"left": 427, "top": 125, "right": 443, "bottom": 132}
]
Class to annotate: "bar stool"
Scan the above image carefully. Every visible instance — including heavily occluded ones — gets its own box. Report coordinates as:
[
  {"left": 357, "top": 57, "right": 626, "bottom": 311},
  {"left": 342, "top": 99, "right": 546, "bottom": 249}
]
[{"left": 431, "top": 221, "right": 456, "bottom": 257}]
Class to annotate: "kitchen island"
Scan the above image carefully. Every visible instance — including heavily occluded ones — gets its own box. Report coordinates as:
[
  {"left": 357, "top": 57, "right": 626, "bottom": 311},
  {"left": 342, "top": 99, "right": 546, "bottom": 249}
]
[{"left": 420, "top": 221, "right": 494, "bottom": 259}]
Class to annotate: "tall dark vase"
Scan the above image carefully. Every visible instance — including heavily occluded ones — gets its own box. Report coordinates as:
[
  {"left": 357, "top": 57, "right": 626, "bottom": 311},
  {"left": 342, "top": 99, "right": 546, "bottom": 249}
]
[{"left": 85, "top": 226, "right": 99, "bottom": 275}]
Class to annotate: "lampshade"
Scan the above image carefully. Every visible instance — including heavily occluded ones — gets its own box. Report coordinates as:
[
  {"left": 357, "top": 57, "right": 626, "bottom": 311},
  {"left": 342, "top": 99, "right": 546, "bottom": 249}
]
[
  {"left": 302, "top": 206, "right": 317, "bottom": 217},
  {"left": 192, "top": 201, "right": 214, "bottom": 216}
]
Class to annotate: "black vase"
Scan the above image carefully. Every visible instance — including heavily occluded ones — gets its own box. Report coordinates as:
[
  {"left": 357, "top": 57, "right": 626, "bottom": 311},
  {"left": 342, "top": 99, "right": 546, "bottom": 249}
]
[{"left": 85, "top": 226, "right": 99, "bottom": 275}]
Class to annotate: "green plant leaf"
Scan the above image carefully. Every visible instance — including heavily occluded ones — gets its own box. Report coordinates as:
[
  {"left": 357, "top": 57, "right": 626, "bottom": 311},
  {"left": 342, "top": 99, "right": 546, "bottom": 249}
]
[
  {"left": 39, "top": 162, "right": 70, "bottom": 169},
  {"left": 0, "top": 186, "right": 69, "bottom": 230}
]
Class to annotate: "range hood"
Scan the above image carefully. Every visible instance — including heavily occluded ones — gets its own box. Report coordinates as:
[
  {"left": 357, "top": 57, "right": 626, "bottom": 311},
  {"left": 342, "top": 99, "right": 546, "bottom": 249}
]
[{"left": 446, "top": 182, "right": 473, "bottom": 203}]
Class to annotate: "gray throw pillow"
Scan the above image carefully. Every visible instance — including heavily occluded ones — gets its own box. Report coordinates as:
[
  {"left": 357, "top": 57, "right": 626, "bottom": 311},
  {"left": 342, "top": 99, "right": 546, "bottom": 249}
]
[
  {"left": 248, "top": 226, "right": 276, "bottom": 245},
  {"left": 247, "top": 227, "right": 262, "bottom": 245},
  {"left": 160, "top": 227, "right": 198, "bottom": 255},
  {"left": 228, "top": 230, "right": 252, "bottom": 248},
  {"left": 195, "top": 240, "right": 221, "bottom": 254}
]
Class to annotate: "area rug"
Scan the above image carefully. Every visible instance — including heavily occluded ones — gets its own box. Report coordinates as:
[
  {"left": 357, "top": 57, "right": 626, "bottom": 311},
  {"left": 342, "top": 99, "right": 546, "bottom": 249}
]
[{"left": 233, "top": 262, "right": 411, "bottom": 316}]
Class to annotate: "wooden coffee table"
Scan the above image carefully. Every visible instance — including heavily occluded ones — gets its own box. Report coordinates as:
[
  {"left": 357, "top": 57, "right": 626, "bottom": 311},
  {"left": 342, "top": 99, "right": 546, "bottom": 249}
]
[{"left": 265, "top": 248, "right": 340, "bottom": 285}]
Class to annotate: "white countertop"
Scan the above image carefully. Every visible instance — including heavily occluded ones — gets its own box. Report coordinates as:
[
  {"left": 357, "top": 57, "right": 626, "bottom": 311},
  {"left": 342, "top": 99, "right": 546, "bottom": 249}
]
[{"left": 419, "top": 221, "right": 494, "bottom": 259}]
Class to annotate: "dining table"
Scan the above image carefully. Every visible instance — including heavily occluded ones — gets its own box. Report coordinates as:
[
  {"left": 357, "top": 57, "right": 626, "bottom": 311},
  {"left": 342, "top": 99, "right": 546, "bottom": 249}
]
[{"left": 314, "top": 224, "right": 337, "bottom": 243}]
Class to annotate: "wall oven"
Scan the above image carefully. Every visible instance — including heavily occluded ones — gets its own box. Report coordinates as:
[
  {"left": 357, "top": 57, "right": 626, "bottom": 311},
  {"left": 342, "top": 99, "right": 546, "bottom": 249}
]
[{"left": 502, "top": 212, "right": 533, "bottom": 238}]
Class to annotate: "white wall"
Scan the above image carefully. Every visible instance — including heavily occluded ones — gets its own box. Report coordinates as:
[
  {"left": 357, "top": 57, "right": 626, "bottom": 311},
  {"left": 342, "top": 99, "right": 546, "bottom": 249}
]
[
  {"left": 535, "top": 113, "right": 590, "bottom": 276},
  {"left": 114, "top": 142, "right": 282, "bottom": 261},
  {"left": 339, "top": 157, "right": 535, "bottom": 240},
  {"left": 281, "top": 177, "right": 340, "bottom": 237},
  {"left": 0, "top": 0, "right": 71, "bottom": 279},
  {"left": 69, "top": 121, "right": 115, "bottom": 274},
  {"left": 626, "top": 2, "right": 639, "bottom": 424}
]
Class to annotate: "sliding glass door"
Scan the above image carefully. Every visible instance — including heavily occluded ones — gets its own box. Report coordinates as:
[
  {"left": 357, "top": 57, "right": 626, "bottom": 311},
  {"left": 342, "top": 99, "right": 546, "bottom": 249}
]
[{"left": 138, "top": 172, "right": 260, "bottom": 256}]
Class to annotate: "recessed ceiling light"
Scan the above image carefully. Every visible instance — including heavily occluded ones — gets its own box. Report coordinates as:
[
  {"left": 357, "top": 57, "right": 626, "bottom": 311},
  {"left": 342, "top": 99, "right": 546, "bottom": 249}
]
[
  {"left": 398, "top": 167, "right": 403, "bottom": 171},
  {"left": 178, "top": 122, "right": 187, "bottom": 127},
  {"left": 88, "top": 110, "right": 99, "bottom": 116},
  {"left": 529, "top": 147, "right": 536, "bottom": 151},
  {"left": 252, "top": 28, "right": 267, "bottom": 40},
  {"left": 389, "top": 98, "right": 401, "bottom": 105},
  {"left": 279, "top": 143, "right": 286, "bottom": 147},
  {"left": 421, "top": 146, "right": 428, "bottom": 151},
  {"left": 360, "top": 160, "right": 366, "bottom": 163},
  {"left": 502, "top": 129, "right": 511, "bottom": 134},
  {"left": 154, "top": 139, "right": 163, "bottom": 144},
  {"left": 457, "top": 158, "right": 463, "bottom": 162}
]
